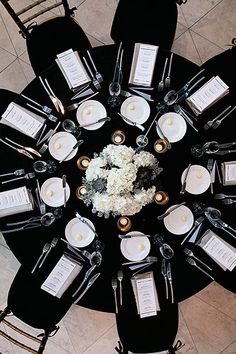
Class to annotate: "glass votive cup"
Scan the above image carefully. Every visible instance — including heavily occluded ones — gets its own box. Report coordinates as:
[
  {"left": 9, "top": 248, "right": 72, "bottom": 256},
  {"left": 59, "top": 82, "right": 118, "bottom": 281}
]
[
  {"left": 117, "top": 216, "right": 132, "bottom": 232},
  {"left": 111, "top": 130, "right": 125, "bottom": 145},
  {"left": 154, "top": 139, "right": 168, "bottom": 153},
  {"left": 75, "top": 185, "right": 87, "bottom": 199},
  {"left": 77, "top": 156, "right": 90, "bottom": 170},
  {"left": 154, "top": 191, "right": 169, "bottom": 205}
]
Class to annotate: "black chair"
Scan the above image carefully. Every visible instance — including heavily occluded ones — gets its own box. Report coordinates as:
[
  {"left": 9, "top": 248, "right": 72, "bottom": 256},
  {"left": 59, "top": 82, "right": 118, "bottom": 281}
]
[
  {"left": 202, "top": 39, "right": 236, "bottom": 91},
  {"left": 0, "top": 0, "right": 92, "bottom": 75},
  {"left": 114, "top": 278, "right": 181, "bottom": 354},
  {"left": 0, "top": 266, "right": 73, "bottom": 354},
  {"left": 110, "top": 0, "right": 187, "bottom": 51}
]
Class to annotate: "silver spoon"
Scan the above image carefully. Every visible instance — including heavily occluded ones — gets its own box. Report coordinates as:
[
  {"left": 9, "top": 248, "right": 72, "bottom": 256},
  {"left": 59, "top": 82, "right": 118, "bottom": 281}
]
[
  {"left": 2, "top": 172, "right": 35, "bottom": 184},
  {"left": 0, "top": 169, "right": 25, "bottom": 178}
]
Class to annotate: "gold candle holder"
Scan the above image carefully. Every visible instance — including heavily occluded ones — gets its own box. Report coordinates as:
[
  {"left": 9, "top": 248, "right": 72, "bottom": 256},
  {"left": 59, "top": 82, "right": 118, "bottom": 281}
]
[
  {"left": 117, "top": 216, "right": 132, "bottom": 232},
  {"left": 77, "top": 156, "right": 90, "bottom": 170},
  {"left": 111, "top": 130, "right": 126, "bottom": 145},
  {"left": 154, "top": 139, "right": 168, "bottom": 153},
  {"left": 76, "top": 185, "right": 87, "bottom": 199},
  {"left": 154, "top": 191, "right": 169, "bottom": 205}
]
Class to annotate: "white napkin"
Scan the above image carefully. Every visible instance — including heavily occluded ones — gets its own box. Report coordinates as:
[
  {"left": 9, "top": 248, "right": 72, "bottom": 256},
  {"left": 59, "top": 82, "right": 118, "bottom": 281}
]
[
  {"left": 1, "top": 102, "right": 45, "bottom": 139},
  {"left": 0, "top": 186, "right": 34, "bottom": 218},
  {"left": 186, "top": 76, "right": 229, "bottom": 115},
  {"left": 198, "top": 229, "right": 236, "bottom": 271},
  {"left": 129, "top": 43, "right": 158, "bottom": 87},
  {"left": 56, "top": 48, "right": 91, "bottom": 91},
  {"left": 41, "top": 253, "right": 83, "bottom": 298},
  {"left": 131, "top": 271, "right": 160, "bottom": 318}
]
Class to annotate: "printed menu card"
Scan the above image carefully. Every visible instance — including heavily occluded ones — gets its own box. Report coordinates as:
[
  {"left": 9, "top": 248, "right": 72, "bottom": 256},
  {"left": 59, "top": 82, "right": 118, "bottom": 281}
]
[
  {"left": 0, "top": 186, "right": 34, "bottom": 218},
  {"left": 131, "top": 271, "right": 160, "bottom": 318},
  {"left": 1, "top": 102, "right": 45, "bottom": 139},
  {"left": 41, "top": 254, "right": 83, "bottom": 298},
  {"left": 221, "top": 160, "right": 236, "bottom": 186},
  {"left": 198, "top": 229, "right": 236, "bottom": 271},
  {"left": 129, "top": 43, "right": 158, "bottom": 87},
  {"left": 56, "top": 48, "right": 91, "bottom": 90},
  {"left": 186, "top": 76, "right": 229, "bottom": 115}
]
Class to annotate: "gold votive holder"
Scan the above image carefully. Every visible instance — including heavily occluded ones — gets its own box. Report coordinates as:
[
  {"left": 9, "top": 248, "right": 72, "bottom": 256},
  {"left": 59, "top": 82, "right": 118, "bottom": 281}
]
[
  {"left": 111, "top": 130, "right": 126, "bottom": 145},
  {"left": 77, "top": 156, "right": 90, "bottom": 170},
  {"left": 117, "top": 216, "right": 132, "bottom": 232},
  {"left": 154, "top": 139, "right": 168, "bottom": 153},
  {"left": 154, "top": 191, "right": 169, "bottom": 205},
  {"left": 76, "top": 185, "right": 87, "bottom": 199}
]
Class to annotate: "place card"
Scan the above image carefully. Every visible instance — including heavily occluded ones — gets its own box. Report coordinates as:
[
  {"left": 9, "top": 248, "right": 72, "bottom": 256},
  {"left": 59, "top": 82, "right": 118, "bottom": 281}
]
[
  {"left": 1, "top": 102, "right": 45, "bottom": 139},
  {"left": 0, "top": 186, "right": 34, "bottom": 218},
  {"left": 56, "top": 48, "right": 91, "bottom": 91},
  {"left": 198, "top": 229, "right": 236, "bottom": 271},
  {"left": 221, "top": 160, "right": 236, "bottom": 186},
  {"left": 131, "top": 271, "right": 160, "bottom": 318},
  {"left": 186, "top": 76, "right": 229, "bottom": 115},
  {"left": 41, "top": 253, "right": 83, "bottom": 298},
  {"left": 129, "top": 43, "right": 158, "bottom": 87}
]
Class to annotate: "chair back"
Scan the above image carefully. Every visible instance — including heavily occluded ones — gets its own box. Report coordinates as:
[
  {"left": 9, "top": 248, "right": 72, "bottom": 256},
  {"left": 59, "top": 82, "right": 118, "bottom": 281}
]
[
  {"left": 0, "top": 266, "right": 73, "bottom": 353},
  {"left": 0, "top": 0, "right": 74, "bottom": 38}
]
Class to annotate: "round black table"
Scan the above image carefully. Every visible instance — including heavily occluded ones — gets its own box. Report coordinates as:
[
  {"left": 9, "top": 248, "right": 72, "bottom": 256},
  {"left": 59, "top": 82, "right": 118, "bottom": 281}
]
[{"left": 0, "top": 44, "right": 235, "bottom": 314}]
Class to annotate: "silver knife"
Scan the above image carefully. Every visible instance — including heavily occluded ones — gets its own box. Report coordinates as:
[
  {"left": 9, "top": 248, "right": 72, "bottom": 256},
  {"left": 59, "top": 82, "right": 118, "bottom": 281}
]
[
  {"left": 79, "top": 117, "right": 111, "bottom": 128},
  {"left": 62, "top": 174, "right": 67, "bottom": 208},
  {"left": 75, "top": 212, "right": 98, "bottom": 237},
  {"left": 157, "top": 202, "right": 186, "bottom": 220},
  {"left": 161, "top": 259, "right": 168, "bottom": 299},
  {"left": 59, "top": 139, "right": 84, "bottom": 164},
  {"left": 180, "top": 163, "right": 191, "bottom": 195},
  {"left": 73, "top": 272, "right": 101, "bottom": 303},
  {"left": 72, "top": 264, "right": 96, "bottom": 297},
  {"left": 118, "top": 233, "right": 150, "bottom": 239},
  {"left": 167, "top": 262, "right": 174, "bottom": 304}
]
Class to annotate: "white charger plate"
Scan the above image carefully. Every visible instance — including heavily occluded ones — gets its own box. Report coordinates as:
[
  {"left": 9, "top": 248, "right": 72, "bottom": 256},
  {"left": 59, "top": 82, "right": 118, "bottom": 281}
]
[
  {"left": 48, "top": 131, "right": 78, "bottom": 161},
  {"left": 40, "top": 177, "right": 70, "bottom": 207},
  {"left": 163, "top": 205, "right": 194, "bottom": 235},
  {"left": 120, "top": 231, "right": 150, "bottom": 261},
  {"left": 120, "top": 96, "right": 150, "bottom": 124},
  {"left": 157, "top": 112, "right": 187, "bottom": 143},
  {"left": 65, "top": 217, "right": 95, "bottom": 248},
  {"left": 181, "top": 165, "right": 211, "bottom": 195},
  {"left": 76, "top": 100, "right": 107, "bottom": 130}
]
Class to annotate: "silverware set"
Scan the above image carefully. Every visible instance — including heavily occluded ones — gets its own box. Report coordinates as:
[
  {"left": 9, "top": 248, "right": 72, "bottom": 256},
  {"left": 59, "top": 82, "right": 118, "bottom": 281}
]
[
  {"left": 21, "top": 93, "right": 58, "bottom": 122},
  {"left": 0, "top": 138, "right": 34, "bottom": 160},
  {"left": 173, "top": 104, "right": 198, "bottom": 132},
  {"left": 66, "top": 91, "right": 99, "bottom": 111},
  {"left": 82, "top": 56, "right": 101, "bottom": 90},
  {"left": 0, "top": 168, "right": 25, "bottom": 178},
  {"left": 39, "top": 76, "right": 65, "bottom": 115},
  {"left": 186, "top": 257, "right": 214, "bottom": 281},
  {"left": 73, "top": 273, "right": 101, "bottom": 303},
  {"left": 203, "top": 105, "right": 233, "bottom": 130},
  {"left": 1, "top": 222, "right": 42, "bottom": 234},
  {"left": 5, "top": 137, "right": 41, "bottom": 157},
  {"left": 157, "top": 58, "right": 168, "bottom": 92},
  {"left": 205, "top": 208, "right": 236, "bottom": 240},
  {"left": 1, "top": 171, "right": 35, "bottom": 184},
  {"left": 180, "top": 216, "right": 204, "bottom": 245},
  {"left": 86, "top": 50, "right": 103, "bottom": 83},
  {"left": 180, "top": 163, "right": 191, "bottom": 195}
]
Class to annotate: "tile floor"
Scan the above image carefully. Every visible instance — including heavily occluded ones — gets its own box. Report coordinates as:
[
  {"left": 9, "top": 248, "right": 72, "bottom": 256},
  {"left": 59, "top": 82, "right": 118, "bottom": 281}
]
[{"left": 0, "top": 0, "right": 235, "bottom": 353}]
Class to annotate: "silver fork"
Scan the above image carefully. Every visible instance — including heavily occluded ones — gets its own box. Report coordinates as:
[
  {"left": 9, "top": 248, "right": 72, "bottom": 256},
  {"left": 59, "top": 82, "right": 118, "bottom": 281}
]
[
  {"left": 21, "top": 93, "right": 52, "bottom": 113},
  {"left": 111, "top": 279, "right": 118, "bottom": 313},
  {"left": 31, "top": 243, "right": 51, "bottom": 273},
  {"left": 184, "top": 248, "right": 212, "bottom": 270},
  {"left": 66, "top": 92, "right": 99, "bottom": 111},
  {"left": 164, "top": 53, "right": 173, "bottom": 88},
  {"left": 2, "top": 172, "right": 35, "bottom": 184},
  {"left": 38, "top": 237, "right": 58, "bottom": 268},
  {"left": 117, "top": 270, "right": 123, "bottom": 306},
  {"left": 86, "top": 51, "right": 103, "bottom": 83},
  {"left": 158, "top": 58, "right": 168, "bottom": 92},
  {"left": 0, "top": 169, "right": 25, "bottom": 178},
  {"left": 186, "top": 257, "right": 214, "bottom": 280},
  {"left": 212, "top": 105, "right": 236, "bottom": 129},
  {"left": 82, "top": 56, "right": 101, "bottom": 90},
  {"left": 203, "top": 105, "right": 232, "bottom": 130}
]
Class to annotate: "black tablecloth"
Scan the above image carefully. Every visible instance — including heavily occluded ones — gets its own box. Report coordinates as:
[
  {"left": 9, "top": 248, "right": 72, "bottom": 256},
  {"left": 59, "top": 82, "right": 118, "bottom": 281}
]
[{"left": 0, "top": 44, "right": 235, "bottom": 313}]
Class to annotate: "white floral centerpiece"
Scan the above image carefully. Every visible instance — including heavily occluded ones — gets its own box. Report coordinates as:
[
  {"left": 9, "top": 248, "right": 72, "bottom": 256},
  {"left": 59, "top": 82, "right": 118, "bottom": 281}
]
[{"left": 80, "top": 144, "right": 162, "bottom": 217}]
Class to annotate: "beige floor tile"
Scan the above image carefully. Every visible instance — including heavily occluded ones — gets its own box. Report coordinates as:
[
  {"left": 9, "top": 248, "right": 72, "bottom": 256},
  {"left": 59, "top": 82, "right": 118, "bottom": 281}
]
[
  {"left": 196, "top": 282, "right": 236, "bottom": 320},
  {"left": 191, "top": 0, "right": 236, "bottom": 49},
  {"left": 83, "top": 324, "right": 119, "bottom": 354},
  {"left": 0, "top": 244, "right": 20, "bottom": 307},
  {"left": 0, "top": 47, "right": 17, "bottom": 72},
  {"left": 0, "top": 15, "right": 16, "bottom": 55},
  {"left": 180, "top": 296, "right": 236, "bottom": 354},
  {"left": 172, "top": 30, "right": 201, "bottom": 65},
  {"left": 219, "top": 341, "right": 236, "bottom": 354},
  {"left": 75, "top": 0, "right": 117, "bottom": 44},
  {"left": 0, "top": 59, "right": 28, "bottom": 92},
  {"left": 63, "top": 305, "right": 115, "bottom": 353},
  {"left": 180, "top": 0, "right": 222, "bottom": 27},
  {"left": 175, "top": 22, "right": 188, "bottom": 40},
  {"left": 190, "top": 30, "right": 224, "bottom": 63}
]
